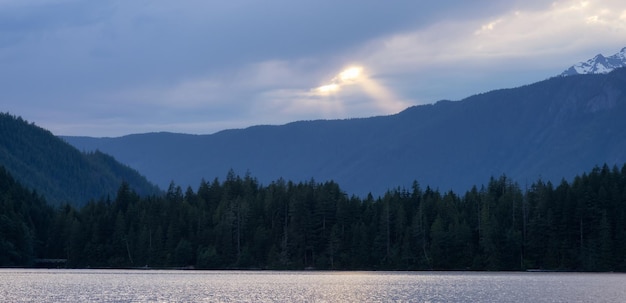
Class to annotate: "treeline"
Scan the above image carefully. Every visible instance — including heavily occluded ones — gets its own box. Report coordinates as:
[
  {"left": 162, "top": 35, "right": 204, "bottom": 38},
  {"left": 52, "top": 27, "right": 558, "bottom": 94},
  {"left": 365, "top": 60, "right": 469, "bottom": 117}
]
[
  {"left": 2, "top": 165, "right": 626, "bottom": 271},
  {"left": 0, "top": 166, "right": 52, "bottom": 265}
]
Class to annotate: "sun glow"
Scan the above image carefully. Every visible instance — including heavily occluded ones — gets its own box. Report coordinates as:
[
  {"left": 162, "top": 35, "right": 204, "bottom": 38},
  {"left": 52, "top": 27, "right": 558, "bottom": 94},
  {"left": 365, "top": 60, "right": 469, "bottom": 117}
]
[
  {"left": 313, "top": 66, "right": 364, "bottom": 95},
  {"left": 338, "top": 67, "right": 362, "bottom": 81},
  {"left": 310, "top": 64, "right": 408, "bottom": 114},
  {"left": 317, "top": 83, "right": 340, "bottom": 93}
]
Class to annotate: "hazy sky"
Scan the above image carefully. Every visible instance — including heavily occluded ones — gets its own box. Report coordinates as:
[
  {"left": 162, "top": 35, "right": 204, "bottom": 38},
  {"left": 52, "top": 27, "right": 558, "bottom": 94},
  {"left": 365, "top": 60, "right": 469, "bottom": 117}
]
[{"left": 2, "top": 0, "right": 626, "bottom": 137}]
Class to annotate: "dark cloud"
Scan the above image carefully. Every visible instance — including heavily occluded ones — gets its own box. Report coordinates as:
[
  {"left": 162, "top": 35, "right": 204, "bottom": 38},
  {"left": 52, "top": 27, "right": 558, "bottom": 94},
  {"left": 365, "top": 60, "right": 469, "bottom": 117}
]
[
  {"left": 0, "top": 1, "right": 113, "bottom": 35},
  {"left": 0, "top": 1, "right": 530, "bottom": 83},
  {"left": 115, "top": 1, "right": 525, "bottom": 66}
]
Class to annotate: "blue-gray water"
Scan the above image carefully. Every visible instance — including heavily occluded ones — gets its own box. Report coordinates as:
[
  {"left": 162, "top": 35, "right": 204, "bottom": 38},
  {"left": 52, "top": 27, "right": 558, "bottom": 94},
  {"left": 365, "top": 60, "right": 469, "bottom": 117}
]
[{"left": 1, "top": 269, "right": 625, "bottom": 302}]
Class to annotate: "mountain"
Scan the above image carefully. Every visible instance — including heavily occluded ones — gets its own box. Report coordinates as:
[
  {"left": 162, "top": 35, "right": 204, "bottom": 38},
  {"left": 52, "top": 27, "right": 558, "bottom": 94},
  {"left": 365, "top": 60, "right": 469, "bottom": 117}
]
[
  {"left": 0, "top": 113, "right": 161, "bottom": 205},
  {"left": 63, "top": 68, "right": 626, "bottom": 197},
  {"left": 560, "top": 47, "right": 626, "bottom": 76}
]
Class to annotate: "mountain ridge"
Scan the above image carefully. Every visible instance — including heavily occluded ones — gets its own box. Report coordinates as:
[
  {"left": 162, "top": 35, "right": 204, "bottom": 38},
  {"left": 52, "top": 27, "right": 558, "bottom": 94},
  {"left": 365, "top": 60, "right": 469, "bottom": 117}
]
[
  {"left": 62, "top": 68, "right": 626, "bottom": 196},
  {"left": 560, "top": 47, "right": 626, "bottom": 76}
]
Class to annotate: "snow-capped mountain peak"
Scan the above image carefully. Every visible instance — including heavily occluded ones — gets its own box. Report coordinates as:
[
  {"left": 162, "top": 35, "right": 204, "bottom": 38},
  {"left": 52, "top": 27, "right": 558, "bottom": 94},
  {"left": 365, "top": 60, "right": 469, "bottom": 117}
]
[{"left": 560, "top": 47, "right": 626, "bottom": 76}]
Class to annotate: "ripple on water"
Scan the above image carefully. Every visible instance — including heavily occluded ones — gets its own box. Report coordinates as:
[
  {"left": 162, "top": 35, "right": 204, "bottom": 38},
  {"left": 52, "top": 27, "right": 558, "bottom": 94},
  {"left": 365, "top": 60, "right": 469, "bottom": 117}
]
[{"left": 1, "top": 269, "right": 625, "bottom": 302}]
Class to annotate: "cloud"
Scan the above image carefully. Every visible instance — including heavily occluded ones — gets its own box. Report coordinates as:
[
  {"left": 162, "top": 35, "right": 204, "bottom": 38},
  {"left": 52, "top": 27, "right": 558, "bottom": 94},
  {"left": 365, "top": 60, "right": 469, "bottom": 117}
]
[
  {"left": 260, "top": 89, "right": 346, "bottom": 119},
  {"left": 312, "top": 67, "right": 364, "bottom": 96},
  {"left": 2, "top": 0, "right": 626, "bottom": 136},
  {"left": 70, "top": 59, "right": 327, "bottom": 134},
  {"left": 475, "top": 18, "right": 504, "bottom": 34},
  {"left": 310, "top": 66, "right": 409, "bottom": 114},
  {"left": 362, "top": 0, "right": 624, "bottom": 68},
  {"left": 346, "top": 0, "right": 626, "bottom": 102}
]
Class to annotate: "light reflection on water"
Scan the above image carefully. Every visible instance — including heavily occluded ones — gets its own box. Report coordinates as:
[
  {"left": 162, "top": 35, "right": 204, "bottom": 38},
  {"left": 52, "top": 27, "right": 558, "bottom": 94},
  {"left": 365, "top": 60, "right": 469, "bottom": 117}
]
[{"left": 1, "top": 269, "right": 625, "bottom": 302}]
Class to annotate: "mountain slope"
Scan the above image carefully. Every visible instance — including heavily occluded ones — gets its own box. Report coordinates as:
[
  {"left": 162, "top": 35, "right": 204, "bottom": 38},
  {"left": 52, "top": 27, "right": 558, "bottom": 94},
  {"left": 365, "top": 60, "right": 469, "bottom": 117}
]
[
  {"left": 63, "top": 68, "right": 626, "bottom": 196},
  {"left": 560, "top": 47, "right": 626, "bottom": 76},
  {"left": 0, "top": 113, "right": 160, "bottom": 205}
]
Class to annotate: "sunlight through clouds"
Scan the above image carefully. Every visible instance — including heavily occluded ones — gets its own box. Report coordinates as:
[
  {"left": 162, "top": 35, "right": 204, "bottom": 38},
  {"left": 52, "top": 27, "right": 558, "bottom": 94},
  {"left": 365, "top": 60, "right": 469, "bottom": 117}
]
[
  {"left": 313, "top": 66, "right": 363, "bottom": 95},
  {"left": 84, "top": 0, "right": 625, "bottom": 136},
  {"left": 358, "top": 76, "right": 408, "bottom": 113},
  {"left": 311, "top": 66, "right": 408, "bottom": 114},
  {"left": 4, "top": 0, "right": 625, "bottom": 136},
  {"left": 260, "top": 88, "right": 346, "bottom": 119},
  {"left": 316, "top": 84, "right": 340, "bottom": 94},
  {"left": 338, "top": 67, "right": 362, "bottom": 81}
]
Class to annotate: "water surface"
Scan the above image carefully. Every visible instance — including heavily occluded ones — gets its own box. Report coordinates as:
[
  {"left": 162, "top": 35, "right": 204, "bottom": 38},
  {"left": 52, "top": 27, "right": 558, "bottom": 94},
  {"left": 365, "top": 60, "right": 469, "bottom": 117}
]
[{"left": 1, "top": 269, "right": 625, "bottom": 302}]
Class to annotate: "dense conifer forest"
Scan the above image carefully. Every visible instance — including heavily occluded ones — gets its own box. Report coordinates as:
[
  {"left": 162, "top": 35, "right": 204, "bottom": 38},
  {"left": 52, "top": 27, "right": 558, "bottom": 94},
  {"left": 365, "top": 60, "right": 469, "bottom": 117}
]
[{"left": 1, "top": 164, "right": 626, "bottom": 271}]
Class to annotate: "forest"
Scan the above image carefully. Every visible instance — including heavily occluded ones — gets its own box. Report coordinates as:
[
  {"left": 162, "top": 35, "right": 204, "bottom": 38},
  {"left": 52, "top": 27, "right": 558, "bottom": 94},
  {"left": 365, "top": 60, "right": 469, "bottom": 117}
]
[
  {"left": 0, "top": 112, "right": 160, "bottom": 205},
  {"left": 1, "top": 164, "right": 626, "bottom": 271}
]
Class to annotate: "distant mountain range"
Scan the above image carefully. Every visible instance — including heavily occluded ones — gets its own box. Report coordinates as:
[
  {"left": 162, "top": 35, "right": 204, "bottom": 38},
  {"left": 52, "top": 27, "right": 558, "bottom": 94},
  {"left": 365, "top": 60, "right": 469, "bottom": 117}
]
[
  {"left": 0, "top": 113, "right": 160, "bottom": 205},
  {"left": 560, "top": 47, "right": 626, "bottom": 76},
  {"left": 63, "top": 67, "right": 626, "bottom": 196}
]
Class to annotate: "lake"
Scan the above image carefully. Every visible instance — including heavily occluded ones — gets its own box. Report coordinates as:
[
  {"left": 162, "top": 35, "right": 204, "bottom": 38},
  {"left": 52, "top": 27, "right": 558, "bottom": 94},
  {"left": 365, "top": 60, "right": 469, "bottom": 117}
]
[{"left": 1, "top": 269, "right": 625, "bottom": 302}]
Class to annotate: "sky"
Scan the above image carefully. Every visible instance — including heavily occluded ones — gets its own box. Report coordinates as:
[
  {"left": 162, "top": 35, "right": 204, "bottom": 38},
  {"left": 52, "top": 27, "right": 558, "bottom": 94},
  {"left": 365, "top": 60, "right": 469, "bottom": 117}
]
[{"left": 2, "top": 0, "right": 626, "bottom": 137}]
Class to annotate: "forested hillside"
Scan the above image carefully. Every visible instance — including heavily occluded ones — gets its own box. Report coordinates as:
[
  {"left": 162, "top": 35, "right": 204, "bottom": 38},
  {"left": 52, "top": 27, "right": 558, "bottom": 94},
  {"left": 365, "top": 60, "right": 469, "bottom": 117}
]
[
  {"left": 3, "top": 164, "right": 624, "bottom": 271},
  {"left": 0, "top": 113, "right": 160, "bottom": 205},
  {"left": 64, "top": 67, "right": 626, "bottom": 197}
]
